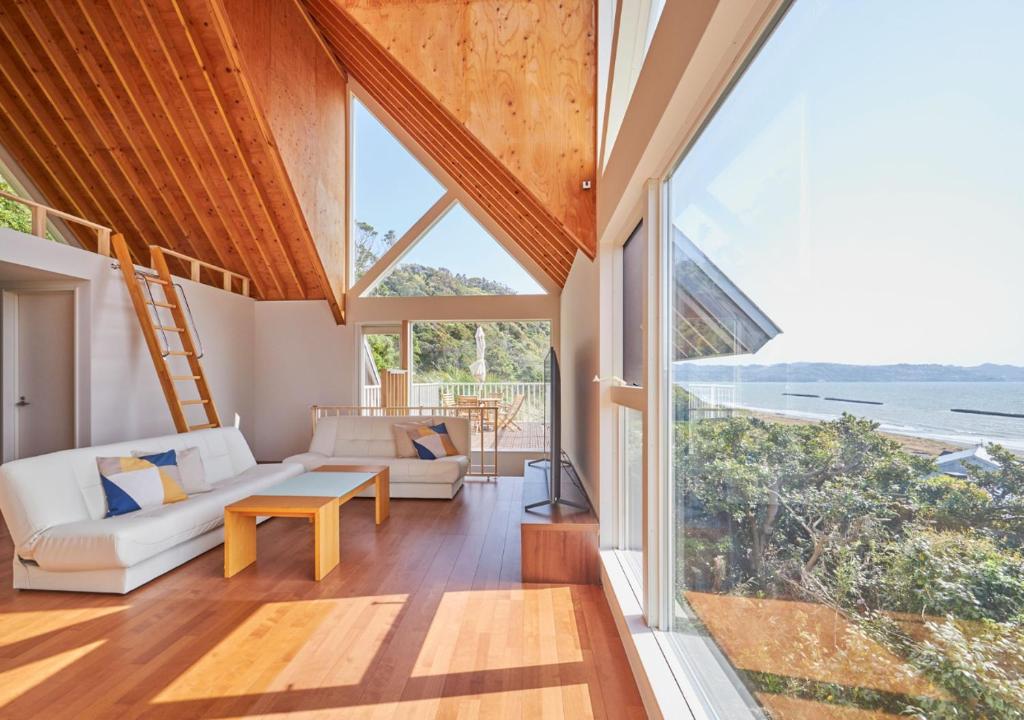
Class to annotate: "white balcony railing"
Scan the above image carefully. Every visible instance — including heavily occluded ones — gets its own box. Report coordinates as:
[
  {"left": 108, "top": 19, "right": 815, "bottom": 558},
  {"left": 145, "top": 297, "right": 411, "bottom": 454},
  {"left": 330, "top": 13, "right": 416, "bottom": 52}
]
[
  {"left": 362, "top": 381, "right": 547, "bottom": 422},
  {"left": 359, "top": 381, "right": 549, "bottom": 452}
]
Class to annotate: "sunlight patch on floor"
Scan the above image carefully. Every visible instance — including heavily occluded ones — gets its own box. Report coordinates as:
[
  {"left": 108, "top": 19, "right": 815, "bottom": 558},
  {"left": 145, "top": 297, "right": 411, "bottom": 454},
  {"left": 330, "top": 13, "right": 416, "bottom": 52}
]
[
  {"left": 0, "top": 606, "right": 126, "bottom": 649},
  {"left": 217, "top": 683, "right": 594, "bottom": 720},
  {"left": 153, "top": 595, "right": 408, "bottom": 703},
  {"left": 412, "top": 587, "right": 582, "bottom": 677},
  {"left": 686, "top": 592, "right": 946, "bottom": 699},
  {"left": 0, "top": 640, "right": 105, "bottom": 705},
  {"left": 757, "top": 693, "right": 905, "bottom": 720}
]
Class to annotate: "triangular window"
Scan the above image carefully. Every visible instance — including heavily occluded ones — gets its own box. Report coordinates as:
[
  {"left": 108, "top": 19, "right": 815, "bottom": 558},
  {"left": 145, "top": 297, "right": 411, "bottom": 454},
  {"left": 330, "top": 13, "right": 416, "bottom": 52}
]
[
  {"left": 368, "top": 203, "right": 546, "bottom": 297},
  {"left": 351, "top": 98, "right": 445, "bottom": 283}
]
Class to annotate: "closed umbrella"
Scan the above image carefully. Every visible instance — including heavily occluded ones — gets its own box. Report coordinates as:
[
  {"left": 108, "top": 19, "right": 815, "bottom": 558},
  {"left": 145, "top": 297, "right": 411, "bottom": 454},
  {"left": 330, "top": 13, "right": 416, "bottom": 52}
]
[{"left": 469, "top": 325, "right": 487, "bottom": 385}]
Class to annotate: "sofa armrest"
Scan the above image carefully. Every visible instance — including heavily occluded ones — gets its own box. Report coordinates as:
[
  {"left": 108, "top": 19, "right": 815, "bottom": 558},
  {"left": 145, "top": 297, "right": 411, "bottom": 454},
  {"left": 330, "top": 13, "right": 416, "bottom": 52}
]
[{"left": 282, "top": 452, "right": 329, "bottom": 471}]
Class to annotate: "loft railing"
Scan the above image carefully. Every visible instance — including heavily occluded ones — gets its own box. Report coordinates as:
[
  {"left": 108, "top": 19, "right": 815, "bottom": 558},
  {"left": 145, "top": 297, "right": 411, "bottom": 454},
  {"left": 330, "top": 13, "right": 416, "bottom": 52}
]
[
  {"left": 0, "top": 188, "right": 112, "bottom": 255},
  {"left": 0, "top": 189, "right": 251, "bottom": 297},
  {"left": 312, "top": 404, "right": 499, "bottom": 478},
  {"left": 150, "top": 246, "right": 250, "bottom": 297}
]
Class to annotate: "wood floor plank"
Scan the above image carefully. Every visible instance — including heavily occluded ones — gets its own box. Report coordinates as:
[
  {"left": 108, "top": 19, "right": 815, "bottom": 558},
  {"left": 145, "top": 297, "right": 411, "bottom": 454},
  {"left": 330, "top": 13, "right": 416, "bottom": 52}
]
[{"left": 0, "top": 479, "right": 644, "bottom": 719}]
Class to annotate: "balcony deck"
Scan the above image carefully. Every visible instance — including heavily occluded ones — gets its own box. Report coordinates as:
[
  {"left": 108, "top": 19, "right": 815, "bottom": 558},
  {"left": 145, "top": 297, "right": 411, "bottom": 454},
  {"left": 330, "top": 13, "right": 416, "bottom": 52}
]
[
  {"left": 0, "top": 478, "right": 644, "bottom": 719},
  {"left": 478, "top": 420, "right": 546, "bottom": 452}
]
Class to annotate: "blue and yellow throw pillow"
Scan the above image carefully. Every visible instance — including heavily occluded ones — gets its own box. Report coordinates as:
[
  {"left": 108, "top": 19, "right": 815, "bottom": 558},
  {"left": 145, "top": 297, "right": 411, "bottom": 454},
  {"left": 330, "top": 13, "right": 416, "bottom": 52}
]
[
  {"left": 97, "top": 452, "right": 188, "bottom": 517},
  {"left": 409, "top": 423, "right": 459, "bottom": 460}
]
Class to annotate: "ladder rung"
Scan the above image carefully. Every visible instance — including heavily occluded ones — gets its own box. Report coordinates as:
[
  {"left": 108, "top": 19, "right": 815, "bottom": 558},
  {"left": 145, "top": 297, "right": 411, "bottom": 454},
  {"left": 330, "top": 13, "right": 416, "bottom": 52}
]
[
  {"left": 146, "top": 300, "right": 176, "bottom": 309},
  {"left": 180, "top": 399, "right": 209, "bottom": 406},
  {"left": 155, "top": 325, "right": 185, "bottom": 333},
  {"left": 165, "top": 351, "right": 193, "bottom": 357},
  {"left": 171, "top": 375, "right": 201, "bottom": 381},
  {"left": 188, "top": 423, "right": 217, "bottom": 430},
  {"left": 141, "top": 276, "right": 169, "bottom": 285}
]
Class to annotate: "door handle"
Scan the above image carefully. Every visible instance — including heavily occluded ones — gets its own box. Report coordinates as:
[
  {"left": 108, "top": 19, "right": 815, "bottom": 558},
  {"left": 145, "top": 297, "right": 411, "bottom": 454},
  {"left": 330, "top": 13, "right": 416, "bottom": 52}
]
[{"left": 15, "top": 396, "right": 29, "bottom": 407}]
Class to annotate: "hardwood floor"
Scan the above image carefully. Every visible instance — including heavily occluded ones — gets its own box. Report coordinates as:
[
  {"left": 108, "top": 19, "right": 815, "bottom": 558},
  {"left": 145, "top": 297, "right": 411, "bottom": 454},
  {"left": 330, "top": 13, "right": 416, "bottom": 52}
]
[{"left": 0, "top": 478, "right": 645, "bottom": 719}]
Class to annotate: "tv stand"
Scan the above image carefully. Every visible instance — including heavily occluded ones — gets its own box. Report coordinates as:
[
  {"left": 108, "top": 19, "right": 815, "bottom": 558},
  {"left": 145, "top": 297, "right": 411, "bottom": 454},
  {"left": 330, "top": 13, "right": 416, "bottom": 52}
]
[{"left": 520, "top": 460, "right": 599, "bottom": 584}]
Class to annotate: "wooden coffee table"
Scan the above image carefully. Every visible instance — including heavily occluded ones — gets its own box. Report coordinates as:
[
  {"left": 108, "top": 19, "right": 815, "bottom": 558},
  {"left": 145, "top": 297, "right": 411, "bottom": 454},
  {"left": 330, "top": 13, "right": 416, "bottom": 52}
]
[{"left": 223, "top": 464, "right": 389, "bottom": 581}]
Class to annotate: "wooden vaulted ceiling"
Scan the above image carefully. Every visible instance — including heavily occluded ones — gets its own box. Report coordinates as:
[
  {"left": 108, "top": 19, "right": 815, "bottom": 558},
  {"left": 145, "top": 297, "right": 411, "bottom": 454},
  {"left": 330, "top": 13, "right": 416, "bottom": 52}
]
[
  {"left": 302, "top": 0, "right": 596, "bottom": 286},
  {"left": 0, "top": 0, "right": 345, "bottom": 321},
  {"left": 0, "top": 0, "right": 595, "bottom": 309}
]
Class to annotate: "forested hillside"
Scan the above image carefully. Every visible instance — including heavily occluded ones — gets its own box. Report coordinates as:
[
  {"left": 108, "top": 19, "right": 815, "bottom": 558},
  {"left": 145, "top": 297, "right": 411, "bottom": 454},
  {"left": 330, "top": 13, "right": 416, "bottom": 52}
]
[{"left": 357, "top": 221, "right": 550, "bottom": 382}]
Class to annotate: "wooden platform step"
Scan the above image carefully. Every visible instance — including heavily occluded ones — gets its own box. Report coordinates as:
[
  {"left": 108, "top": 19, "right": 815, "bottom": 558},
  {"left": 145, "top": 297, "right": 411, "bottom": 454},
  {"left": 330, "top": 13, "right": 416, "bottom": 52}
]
[{"left": 520, "top": 461, "right": 599, "bottom": 585}]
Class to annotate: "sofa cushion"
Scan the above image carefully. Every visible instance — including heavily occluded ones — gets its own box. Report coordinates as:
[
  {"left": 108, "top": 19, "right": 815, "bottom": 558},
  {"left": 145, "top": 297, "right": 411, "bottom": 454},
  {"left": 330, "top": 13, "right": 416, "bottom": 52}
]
[
  {"left": 27, "top": 462, "right": 303, "bottom": 571},
  {"left": 392, "top": 422, "right": 429, "bottom": 458},
  {"left": 133, "top": 446, "right": 213, "bottom": 494}
]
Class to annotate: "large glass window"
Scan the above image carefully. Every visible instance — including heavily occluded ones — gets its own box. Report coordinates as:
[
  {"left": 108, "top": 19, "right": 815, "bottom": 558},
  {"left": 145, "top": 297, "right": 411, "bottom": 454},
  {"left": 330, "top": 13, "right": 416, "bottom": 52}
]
[
  {"left": 369, "top": 203, "right": 545, "bottom": 297},
  {"left": 351, "top": 97, "right": 445, "bottom": 283},
  {"left": 665, "top": 2, "right": 1024, "bottom": 718}
]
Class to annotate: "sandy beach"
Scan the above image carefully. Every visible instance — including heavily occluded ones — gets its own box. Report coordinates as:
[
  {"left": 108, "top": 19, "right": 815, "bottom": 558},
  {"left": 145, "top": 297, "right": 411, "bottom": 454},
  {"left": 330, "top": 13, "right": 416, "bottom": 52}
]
[{"left": 740, "top": 409, "right": 968, "bottom": 458}]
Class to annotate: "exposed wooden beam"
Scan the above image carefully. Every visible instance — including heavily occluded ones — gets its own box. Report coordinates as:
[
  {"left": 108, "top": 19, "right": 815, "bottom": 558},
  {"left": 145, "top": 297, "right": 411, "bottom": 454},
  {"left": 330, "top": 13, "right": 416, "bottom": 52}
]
[
  {"left": 7, "top": 2, "right": 211, "bottom": 274},
  {"left": 0, "top": 0, "right": 357, "bottom": 307},
  {"left": 139, "top": 0, "right": 309, "bottom": 299},
  {"left": 85, "top": 0, "right": 282, "bottom": 297}
]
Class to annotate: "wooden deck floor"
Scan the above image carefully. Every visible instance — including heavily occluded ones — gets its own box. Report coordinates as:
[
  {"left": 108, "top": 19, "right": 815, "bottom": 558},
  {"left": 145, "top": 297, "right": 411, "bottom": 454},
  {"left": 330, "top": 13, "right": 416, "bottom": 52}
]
[{"left": 0, "top": 478, "right": 645, "bottom": 719}]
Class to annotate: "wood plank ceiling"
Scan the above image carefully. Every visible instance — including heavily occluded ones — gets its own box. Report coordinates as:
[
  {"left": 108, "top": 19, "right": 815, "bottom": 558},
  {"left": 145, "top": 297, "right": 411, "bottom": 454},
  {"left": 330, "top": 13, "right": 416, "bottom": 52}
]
[
  {"left": 302, "top": 0, "right": 595, "bottom": 287},
  {"left": 335, "top": 0, "right": 597, "bottom": 261},
  {"left": 0, "top": 0, "right": 344, "bottom": 321}
]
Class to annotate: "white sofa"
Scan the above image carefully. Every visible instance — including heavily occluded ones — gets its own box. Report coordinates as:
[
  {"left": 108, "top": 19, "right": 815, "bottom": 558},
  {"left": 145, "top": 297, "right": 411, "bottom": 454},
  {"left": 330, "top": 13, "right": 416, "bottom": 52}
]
[
  {"left": 284, "top": 415, "right": 470, "bottom": 500},
  {"left": 0, "top": 427, "right": 303, "bottom": 594}
]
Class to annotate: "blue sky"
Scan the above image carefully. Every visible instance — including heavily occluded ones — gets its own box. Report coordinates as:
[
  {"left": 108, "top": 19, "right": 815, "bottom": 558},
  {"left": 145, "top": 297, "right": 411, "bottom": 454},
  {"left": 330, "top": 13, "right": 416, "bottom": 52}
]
[
  {"left": 352, "top": 99, "right": 544, "bottom": 294},
  {"left": 669, "top": 0, "right": 1024, "bottom": 366}
]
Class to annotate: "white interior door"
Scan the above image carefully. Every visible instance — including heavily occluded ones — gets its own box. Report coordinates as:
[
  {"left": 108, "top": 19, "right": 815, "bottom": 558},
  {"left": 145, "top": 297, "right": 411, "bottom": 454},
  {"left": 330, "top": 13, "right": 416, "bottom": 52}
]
[{"left": 12, "top": 290, "right": 75, "bottom": 459}]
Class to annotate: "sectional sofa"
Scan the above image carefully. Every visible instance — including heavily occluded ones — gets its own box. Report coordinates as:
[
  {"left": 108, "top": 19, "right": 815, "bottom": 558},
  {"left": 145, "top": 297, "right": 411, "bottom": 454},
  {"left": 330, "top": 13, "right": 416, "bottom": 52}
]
[
  {"left": 284, "top": 415, "right": 470, "bottom": 499},
  {"left": 0, "top": 427, "right": 303, "bottom": 594}
]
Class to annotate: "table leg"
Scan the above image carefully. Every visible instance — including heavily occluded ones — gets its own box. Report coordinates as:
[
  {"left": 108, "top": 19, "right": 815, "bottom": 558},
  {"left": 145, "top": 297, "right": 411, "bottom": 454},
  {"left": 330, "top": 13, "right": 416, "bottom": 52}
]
[
  {"left": 375, "top": 468, "right": 390, "bottom": 524},
  {"left": 313, "top": 501, "right": 340, "bottom": 581},
  {"left": 224, "top": 511, "right": 257, "bottom": 578}
]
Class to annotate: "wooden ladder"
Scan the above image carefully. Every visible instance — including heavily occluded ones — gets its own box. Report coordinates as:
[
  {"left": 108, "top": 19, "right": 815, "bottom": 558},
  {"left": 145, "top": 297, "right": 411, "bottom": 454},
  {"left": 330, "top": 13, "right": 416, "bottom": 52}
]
[{"left": 112, "top": 234, "right": 221, "bottom": 433}]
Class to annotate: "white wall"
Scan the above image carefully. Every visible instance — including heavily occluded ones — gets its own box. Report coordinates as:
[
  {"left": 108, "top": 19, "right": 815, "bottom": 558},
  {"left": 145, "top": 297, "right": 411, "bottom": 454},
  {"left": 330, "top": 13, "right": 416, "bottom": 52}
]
[
  {"left": 0, "top": 229, "right": 255, "bottom": 448},
  {"left": 559, "top": 251, "right": 601, "bottom": 512},
  {"left": 252, "top": 301, "right": 357, "bottom": 461}
]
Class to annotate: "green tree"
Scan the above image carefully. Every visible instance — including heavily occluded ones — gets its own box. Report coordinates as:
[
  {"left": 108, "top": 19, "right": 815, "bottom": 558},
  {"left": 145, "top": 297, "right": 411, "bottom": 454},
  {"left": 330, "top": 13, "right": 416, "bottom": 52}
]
[
  {"left": 0, "top": 177, "right": 31, "bottom": 234},
  {"left": 676, "top": 413, "right": 1024, "bottom": 717}
]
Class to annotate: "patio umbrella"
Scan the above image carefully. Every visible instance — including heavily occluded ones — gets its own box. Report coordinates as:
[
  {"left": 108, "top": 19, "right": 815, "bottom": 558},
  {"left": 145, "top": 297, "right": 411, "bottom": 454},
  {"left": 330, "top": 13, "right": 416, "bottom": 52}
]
[{"left": 469, "top": 325, "right": 487, "bottom": 384}]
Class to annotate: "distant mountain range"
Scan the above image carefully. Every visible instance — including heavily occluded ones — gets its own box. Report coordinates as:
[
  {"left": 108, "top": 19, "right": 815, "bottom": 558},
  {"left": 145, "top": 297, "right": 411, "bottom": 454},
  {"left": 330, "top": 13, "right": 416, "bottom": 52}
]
[{"left": 673, "top": 363, "right": 1024, "bottom": 383}]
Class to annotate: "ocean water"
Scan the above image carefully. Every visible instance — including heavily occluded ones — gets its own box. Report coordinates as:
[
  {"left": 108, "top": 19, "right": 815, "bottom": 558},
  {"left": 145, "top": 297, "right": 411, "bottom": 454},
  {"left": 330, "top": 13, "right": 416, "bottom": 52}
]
[{"left": 679, "top": 381, "right": 1024, "bottom": 452}]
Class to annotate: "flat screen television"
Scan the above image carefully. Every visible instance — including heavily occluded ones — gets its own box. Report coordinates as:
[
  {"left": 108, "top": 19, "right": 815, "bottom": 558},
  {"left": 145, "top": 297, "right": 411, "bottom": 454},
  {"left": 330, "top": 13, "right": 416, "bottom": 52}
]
[{"left": 526, "top": 347, "right": 585, "bottom": 511}]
